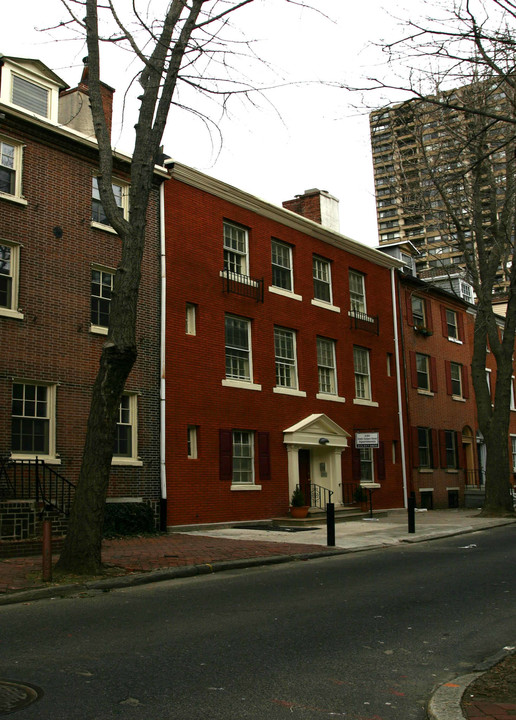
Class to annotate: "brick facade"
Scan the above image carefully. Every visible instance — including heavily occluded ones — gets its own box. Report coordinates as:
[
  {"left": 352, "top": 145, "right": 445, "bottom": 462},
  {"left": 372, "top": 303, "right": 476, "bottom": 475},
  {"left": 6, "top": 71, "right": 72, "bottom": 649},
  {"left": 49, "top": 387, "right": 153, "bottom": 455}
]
[{"left": 163, "top": 165, "right": 406, "bottom": 527}]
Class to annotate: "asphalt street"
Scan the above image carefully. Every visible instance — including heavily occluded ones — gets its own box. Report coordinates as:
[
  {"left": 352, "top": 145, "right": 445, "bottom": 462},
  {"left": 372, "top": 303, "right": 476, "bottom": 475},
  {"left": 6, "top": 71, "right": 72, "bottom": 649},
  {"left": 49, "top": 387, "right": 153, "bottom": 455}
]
[{"left": 1, "top": 524, "right": 515, "bottom": 719}]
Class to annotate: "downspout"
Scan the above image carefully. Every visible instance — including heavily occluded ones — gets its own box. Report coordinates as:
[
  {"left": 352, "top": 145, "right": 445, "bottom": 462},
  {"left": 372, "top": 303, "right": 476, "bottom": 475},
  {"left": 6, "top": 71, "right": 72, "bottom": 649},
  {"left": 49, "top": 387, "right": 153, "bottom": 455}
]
[
  {"left": 159, "top": 180, "right": 167, "bottom": 531},
  {"left": 391, "top": 267, "right": 408, "bottom": 508}
]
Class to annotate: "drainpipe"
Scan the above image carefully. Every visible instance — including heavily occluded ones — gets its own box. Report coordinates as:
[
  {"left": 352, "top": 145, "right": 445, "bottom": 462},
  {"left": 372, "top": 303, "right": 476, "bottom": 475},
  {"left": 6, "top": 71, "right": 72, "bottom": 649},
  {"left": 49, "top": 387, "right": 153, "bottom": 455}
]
[
  {"left": 159, "top": 180, "right": 167, "bottom": 531},
  {"left": 391, "top": 267, "right": 408, "bottom": 508}
]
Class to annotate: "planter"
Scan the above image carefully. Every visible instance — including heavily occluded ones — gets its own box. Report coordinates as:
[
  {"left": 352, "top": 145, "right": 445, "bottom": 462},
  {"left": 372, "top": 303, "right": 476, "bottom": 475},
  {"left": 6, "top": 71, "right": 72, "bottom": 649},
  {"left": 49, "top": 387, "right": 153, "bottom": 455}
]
[{"left": 290, "top": 505, "right": 310, "bottom": 519}]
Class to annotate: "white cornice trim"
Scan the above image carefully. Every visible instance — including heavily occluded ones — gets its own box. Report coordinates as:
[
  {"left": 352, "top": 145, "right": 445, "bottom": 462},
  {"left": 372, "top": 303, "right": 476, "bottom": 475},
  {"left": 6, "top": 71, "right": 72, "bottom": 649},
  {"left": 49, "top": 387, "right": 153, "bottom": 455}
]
[{"left": 167, "top": 161, "right": 403, "bottom": 269}]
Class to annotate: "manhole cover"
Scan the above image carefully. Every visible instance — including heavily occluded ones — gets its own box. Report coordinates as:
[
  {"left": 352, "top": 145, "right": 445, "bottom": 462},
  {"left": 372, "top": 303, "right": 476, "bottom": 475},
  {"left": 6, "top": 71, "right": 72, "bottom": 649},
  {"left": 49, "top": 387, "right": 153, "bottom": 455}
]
[{"left": 0, "top": 681, "right": 43, "bottom": 715}]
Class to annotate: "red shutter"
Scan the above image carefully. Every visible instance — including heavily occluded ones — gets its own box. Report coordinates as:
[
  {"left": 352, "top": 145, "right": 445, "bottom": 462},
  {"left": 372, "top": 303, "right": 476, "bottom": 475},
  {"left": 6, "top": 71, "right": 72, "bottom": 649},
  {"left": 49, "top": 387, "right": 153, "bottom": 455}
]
[
  {"left": 430, "top": 356, "right": 438, "bottom": 392},
  {"left": 219, "top": 429, "right": 233, "bottom": 482},
  {"left": 411, "top": 427, "right": 420, "bottom": 468},
  {"left": 351, "top": 445, "right": 361, "bottom": 481},
  {"left": 377, "top": 442, "right": 385, "bottom": 481},
  {"left": 439, "top": 430, "right": 447, "bottom": 468},
  {"left": 431, "top": 429, "right": 439, "bottom": 468},
  {"left": 425, "top": 299, "right": 433, "bottom": 331},
  {"left": 462, "top": 365, "right": 470, "bottom": 399},
  {"left": 258, "top": 432, "right": 270, "bottom": 481},
  {"left": 457, "top": 431, "right": 464, "bottom": 469},
  {"left": 457, "top": 312, "right": 465, "bottom": 342},
  {"left": 445, "top": 360, "right": 453, "bottom": 395},
  {"left": 409, "top": 352, "right": 418, "bottom": 388},
  {"left": 406, "top": 291, "right": 414, "bottom": 326},
  {"left": 440, "top": 305, "right": 448, "bottom": 337}
]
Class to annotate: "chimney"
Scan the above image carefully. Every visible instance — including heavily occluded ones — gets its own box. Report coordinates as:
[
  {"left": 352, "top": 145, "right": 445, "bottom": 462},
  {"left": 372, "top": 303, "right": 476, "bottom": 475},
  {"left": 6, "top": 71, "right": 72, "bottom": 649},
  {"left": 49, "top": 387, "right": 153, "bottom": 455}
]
[
  {"left": 58, "top": 57, "right": 115, "bottom": 138},
  {"left": 282, "top": 189, "right": 340, "bottom": 232}
]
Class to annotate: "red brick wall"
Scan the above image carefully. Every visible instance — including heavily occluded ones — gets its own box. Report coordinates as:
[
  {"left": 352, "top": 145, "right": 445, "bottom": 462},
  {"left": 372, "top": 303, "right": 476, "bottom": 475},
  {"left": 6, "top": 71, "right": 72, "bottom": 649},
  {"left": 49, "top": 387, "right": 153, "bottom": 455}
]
[
  {"left": 0, "top": 115, "right": 162, "bottom": 507},
  {"left": 164, "top": 176, "right": 405, "bottom": 526}
]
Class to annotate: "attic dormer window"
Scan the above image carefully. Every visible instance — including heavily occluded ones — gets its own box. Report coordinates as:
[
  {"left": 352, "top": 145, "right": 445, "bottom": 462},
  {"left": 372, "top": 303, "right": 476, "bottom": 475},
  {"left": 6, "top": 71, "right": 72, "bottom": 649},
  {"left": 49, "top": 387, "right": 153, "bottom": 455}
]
[{"left": 11, "top": 74, "right": 49, "bottom": 118}]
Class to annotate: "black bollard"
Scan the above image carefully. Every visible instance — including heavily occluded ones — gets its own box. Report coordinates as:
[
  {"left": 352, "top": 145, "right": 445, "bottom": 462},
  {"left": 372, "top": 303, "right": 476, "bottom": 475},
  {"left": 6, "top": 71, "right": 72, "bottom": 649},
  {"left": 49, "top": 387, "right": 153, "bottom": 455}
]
[
  {"left": 327, "top": 502, "right": 335, "bottom": 546},
  {"left": 408, "top": 494, "right": 416, "bottom": 534}
]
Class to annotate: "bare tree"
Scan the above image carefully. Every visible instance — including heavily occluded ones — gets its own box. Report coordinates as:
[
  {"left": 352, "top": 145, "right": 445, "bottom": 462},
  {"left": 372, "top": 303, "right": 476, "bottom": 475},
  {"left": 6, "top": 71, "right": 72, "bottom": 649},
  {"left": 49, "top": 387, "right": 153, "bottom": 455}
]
[
  {"left": 55, "top": 0, "right": 315, "bottom": 574},
  {"left": 366, "top": 0, "right": 516, "bottom": 515}
]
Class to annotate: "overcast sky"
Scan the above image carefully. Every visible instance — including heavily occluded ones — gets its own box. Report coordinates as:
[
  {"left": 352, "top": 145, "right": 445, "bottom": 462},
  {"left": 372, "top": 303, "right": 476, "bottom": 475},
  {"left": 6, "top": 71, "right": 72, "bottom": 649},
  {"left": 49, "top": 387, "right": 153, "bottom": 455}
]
[{"left": 2, "top": 0, "right": 421, "bottom": 246}]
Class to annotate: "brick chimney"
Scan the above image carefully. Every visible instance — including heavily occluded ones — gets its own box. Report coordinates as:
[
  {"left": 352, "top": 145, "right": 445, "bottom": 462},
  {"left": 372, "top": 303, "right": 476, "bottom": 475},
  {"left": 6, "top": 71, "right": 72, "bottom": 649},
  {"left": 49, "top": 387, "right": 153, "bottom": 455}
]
[
  {"left": 282, "top": 189, "right": 340, "bottom": 232},
  {"left": 58, "top": 57, "right": 115, "bottom": 138}
]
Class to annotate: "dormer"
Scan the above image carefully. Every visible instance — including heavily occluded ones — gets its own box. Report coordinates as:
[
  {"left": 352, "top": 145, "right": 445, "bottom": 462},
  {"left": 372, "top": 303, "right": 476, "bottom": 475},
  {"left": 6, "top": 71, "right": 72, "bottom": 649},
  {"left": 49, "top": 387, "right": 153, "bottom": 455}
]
[{"left": 0, "top": 55, "right": 68, "bottom": 123}]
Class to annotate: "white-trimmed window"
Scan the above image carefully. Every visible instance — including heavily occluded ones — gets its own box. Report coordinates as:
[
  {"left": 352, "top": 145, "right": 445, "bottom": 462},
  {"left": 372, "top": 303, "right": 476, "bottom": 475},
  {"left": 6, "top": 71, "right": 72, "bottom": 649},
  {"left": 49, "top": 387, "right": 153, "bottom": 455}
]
[
  {"left": 349, "top": 270, "right": 366, "bottom": 314},
  {"left": 444, "top": 430, "right": 458, "bottom": 469},
  {"left": 411, "top": 295, "right": 426, "bottom": 326},
  {"left": 90, "top": 267, "right": 114, "bottom": 333},
  {"left": 360, "top": 448, "right": 374, "bottom": 481},
  {"left": 223, "top": 221, "right": 248, "bottom": 276},
  {"left": 11, "top": 382, "right": 56, "bottom": 459},
  {"left": 0, "top": 138, "right": 24, "bottom": 201},
  {"left": 274, "top": 327, "right": 298, "bottom": 390},
  {"left": 187, "top": 425, "right": 198, "bottom": 459},
  {"left": 113, "top": 393, "right": 141, "bottom": 464},
  {"left": 450, "top": 362, "right": 463, "bottom": 397},
  {"left": 92, "top": 177, "right": 128, "bottom": 227},
  {"left": 446, "top": 309, "right": 459, "bottom": 339},
  {"left": 186, "top": 303, "right": 197, "bottom": 335},
  {"left": 0, "top": 241, "right": 22, "bottom": 319},
  {"left": 271, "top": 239, "right": 293, "bottom": 291},
  {"left": 317, "top": 337, "right": 337, "bottom": 395},
  {"left": 416, "top": 353, "right": 430, "bottom": 391},
  {"left": 511, "top": 436, "right": 516, "bottom": 472},
  {"left": 232, "top": 430, "right": 254, "bottom": 484},
  {"left": 353, "top": 346, "right": 371, "bottom": 400},
  {"left": 313, "top": 256, "right": 332, "bottom": 303},
  {"left": 225, "top": 315, "right": 251, "bottom": 381},
  {"left": 418, "top": 427, "right": 432, "bottom": 468}
]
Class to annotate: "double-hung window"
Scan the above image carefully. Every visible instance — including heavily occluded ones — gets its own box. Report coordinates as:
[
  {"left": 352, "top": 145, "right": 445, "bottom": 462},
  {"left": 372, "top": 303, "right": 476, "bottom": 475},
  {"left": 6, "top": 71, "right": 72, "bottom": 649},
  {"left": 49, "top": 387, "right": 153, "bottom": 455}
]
[
  {"left": 444, "top": 430, "right": 458, "bottom": 469},
  {"left": 90, "top": 267, "right": 114, "bottom": 332},
  {"left": 274, "top": 327, "right": 298, "bottom": 389},
  {"left": 0, "top": 242, "right": 22, "bottom": 318},
  {"left": 92, "top": 177, "right": 127, "bottom": 227},
  {"left": 271, "top": 239, "right": 293, "bottom": 291},
  {"left": 417, "top": 427, "right": 432, "bottom": 468},
  {"left": 317, "top": 337, "right": 337, "bottom": 395},
  {"left": 232, "top": 430, "right": 254, "bottom": 484},
  {"left": 11, "top": 382, "right": 56, "bottom": 458},
  {"left": 512, "top": 436, "right": 516, "bottom": 472},
  {"left": 225, "top": 315, "right": 251, "bottom": 381},
  {"left": 349, "top": 270, "right": 366, "bottom": 314},
  {"left": 446, "top": 309, "right": 458, "bottom": 339},
  {"left": 0, "top": 138, "right": 23, "bottom": 200},
  {"left": 313, "top": 256, "right": 332, "bottom": 303},
  {"left": 112, "top": 393, "right": 141, "bottom": 464},
  {"left": 359, "top": 448, "right": 374, "bottom": 481},
  {"left": 223, "top": 222, "right": 248, "bottom": 277},
  {"left": 353, "top": 346, "right": 371, "bottom": 400},
  {"left": 411, "top": 296, "right": 426, "bottom": 327},
  {"left": 416, "top": 353, "right": 430, "bottom": 391},
  {"left": 450, "top": 362, "right": 462, "bottom": 397}
]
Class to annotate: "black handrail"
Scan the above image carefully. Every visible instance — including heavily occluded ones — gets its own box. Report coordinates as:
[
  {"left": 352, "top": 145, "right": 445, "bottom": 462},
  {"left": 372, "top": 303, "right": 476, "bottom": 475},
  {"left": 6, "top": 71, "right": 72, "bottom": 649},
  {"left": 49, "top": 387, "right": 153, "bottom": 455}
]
[
  {"left": 221, "top": 270, "right": 264, "bottom": 302},
  {"left": 349, "top": 310, "right": 379, "bottom": 335},
  {"left": 308, "top": 482, "right": 334, "bottom": 509},
  {"left": 0, "top": 456, "right": 75, "bottom": 516}
]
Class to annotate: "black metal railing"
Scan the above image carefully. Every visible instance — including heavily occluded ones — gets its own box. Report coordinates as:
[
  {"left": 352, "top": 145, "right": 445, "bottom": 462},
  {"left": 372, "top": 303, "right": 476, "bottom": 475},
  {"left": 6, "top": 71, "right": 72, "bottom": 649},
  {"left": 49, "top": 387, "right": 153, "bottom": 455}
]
[
  {"left": 464, "top": 468, "right": 485, "bottom": 488},
  {"left": 221, "top": 270, "right": 264, "bottom": 302},
  {"left": 307, "top": 482, "right": 334, "bottom": 509},
  {"left": 0, "top": 455, "right": 75, "bottom": 516},
  {"left": 349, "top": 310, "right": 379, "bottom": 335},
  {"left": 342, "top": 482, "right": 361, "bottom": 506}
]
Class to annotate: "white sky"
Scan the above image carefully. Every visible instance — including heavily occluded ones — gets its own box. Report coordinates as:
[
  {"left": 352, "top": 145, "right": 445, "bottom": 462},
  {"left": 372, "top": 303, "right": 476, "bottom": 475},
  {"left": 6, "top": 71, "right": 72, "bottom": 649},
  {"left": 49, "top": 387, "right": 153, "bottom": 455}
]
[{"left": 2, "top": 0, "right": 422, "bottom": 246}]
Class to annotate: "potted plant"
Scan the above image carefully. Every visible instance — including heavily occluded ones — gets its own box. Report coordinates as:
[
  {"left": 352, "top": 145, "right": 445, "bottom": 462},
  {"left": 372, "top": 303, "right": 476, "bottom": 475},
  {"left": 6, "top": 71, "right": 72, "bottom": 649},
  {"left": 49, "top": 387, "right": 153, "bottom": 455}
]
[
  {"left": 414, "top": 324, "right": 433, "bottom": 337},
  {"left": 354, "top": 485, "right": 369, "bottom": 511},
  {"left": 290, "top": 486, "right": 309, "bottom": 518}
]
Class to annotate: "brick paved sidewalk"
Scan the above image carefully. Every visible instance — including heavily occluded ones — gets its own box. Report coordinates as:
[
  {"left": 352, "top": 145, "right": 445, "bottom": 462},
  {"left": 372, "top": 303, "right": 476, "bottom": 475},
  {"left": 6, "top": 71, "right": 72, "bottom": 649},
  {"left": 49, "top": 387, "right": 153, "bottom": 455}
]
[
  {"left": 0, "top": 533, "right": 327, "bottom": 593},
  {"left": 462, "top": 700, "right": 516, "bottom": 719}
]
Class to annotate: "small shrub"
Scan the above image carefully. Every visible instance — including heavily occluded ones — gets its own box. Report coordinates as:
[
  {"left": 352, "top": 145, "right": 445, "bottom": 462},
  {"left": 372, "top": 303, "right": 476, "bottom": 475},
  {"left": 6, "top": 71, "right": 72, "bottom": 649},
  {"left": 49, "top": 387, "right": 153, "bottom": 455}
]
[
  {"left": 103, "top": 502, "right": 156, "bottom": 537},
  {"left": 291, "top": 486, "right": 306, "bottom": 507}
]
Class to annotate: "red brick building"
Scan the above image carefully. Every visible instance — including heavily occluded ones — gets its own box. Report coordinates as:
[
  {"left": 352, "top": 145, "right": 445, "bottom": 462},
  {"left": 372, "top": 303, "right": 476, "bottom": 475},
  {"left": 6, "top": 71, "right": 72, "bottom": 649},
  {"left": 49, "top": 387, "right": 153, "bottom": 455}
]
[
  {"left": 0, "top": 56, "right": 166, "bottom": 538},
  {"left": 162, "top": 164, "right": 407, "bottom": 527}
]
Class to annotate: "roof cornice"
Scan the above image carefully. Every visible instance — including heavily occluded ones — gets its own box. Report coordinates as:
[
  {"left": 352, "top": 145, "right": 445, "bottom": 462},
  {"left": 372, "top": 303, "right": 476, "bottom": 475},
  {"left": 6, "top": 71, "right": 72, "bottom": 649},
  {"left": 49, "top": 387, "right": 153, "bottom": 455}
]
[{"left": 167, "top": 161, "right": 402, "bottom": 269}]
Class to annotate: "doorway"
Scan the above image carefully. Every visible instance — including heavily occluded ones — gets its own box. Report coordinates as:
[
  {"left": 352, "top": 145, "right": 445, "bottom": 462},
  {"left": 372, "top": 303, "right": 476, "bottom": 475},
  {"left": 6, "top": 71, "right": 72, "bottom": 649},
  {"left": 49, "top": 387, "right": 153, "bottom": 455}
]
[{"left": 298, "top": 449, "right": 311, "bottom": 506}]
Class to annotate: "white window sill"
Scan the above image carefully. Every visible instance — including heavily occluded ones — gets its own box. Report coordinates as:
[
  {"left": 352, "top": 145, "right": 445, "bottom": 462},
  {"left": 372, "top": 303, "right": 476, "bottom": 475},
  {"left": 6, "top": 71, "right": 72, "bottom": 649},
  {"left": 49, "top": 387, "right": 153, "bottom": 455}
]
[
  {"left": 0, "top": 193, "right": 28, "bottom": 206},
  {"left": 445, "top": 468, "right": 459, "bottom": 474},
  {"left": 446, "top": 486, "right": 459, "bottom": 491},
  {"left": 417, "top": 389, "right": 434, "bottom": 396},
  {"left": 452, "top": 395, "right": 466, "bottom": 402},
  {"left": 316, "top": 392, "right": 346, "bottom": 403},
  {"left": 90, "top": 324, "right": 108, "bottom": 335},
  {"left": 111, "top": 457, "right": 144, "bottom": 467},
  {"left": 268, "top": 286, "right": 303, "bottom": 302},
  {"left": 353, "top": 398, "right": 379, "bottom": 407},
  {"left": 0, "top": 308, "right": 24, "bottom": 320},
  {"left": 10, "top": 454, "right": 61, "bottom": 465},
  {"left": 418, "top": 468, "right": 434, "bottom": 474},
  {"left": 222, "top": 379, "right": 262, "bottom": 391},
  {"left": 106, "top": 496, "right": 143, "bottom": 503},
  {"left": 273, "top": 387, "right": 307, "bottom": 397},
  {"left": 311, "top": 299, "right": 341, "bottom": 313},
  {"left": 91, "top": 221, "right": 119, "bottom": 234},
  {"left": 448, "top": 337, "right": 463, "bottom": 345},
  {"left": 231, "top": 484, "right": 262, "bottom": 491}
]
